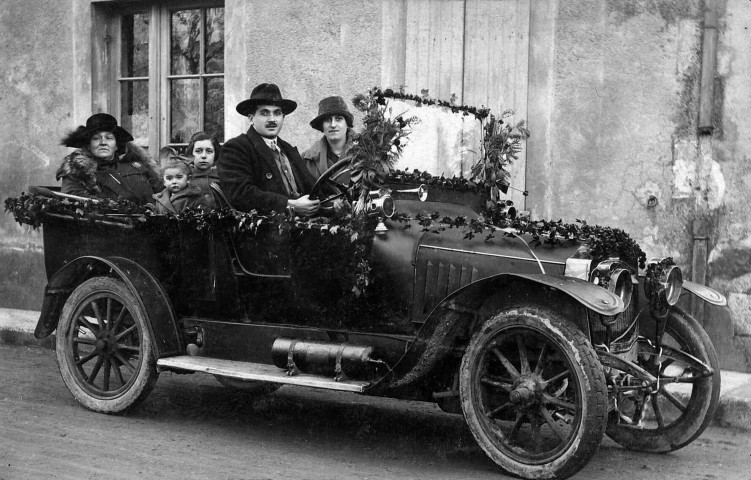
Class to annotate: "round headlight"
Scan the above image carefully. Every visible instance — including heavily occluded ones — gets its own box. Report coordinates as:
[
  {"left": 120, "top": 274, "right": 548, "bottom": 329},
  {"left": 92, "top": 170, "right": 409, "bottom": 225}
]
[
  {"left": 661, "top": 265, "right": 683, "bottom": 305},
  {"left": 608, "top": 268, "right": 633, "bottom": 311}
]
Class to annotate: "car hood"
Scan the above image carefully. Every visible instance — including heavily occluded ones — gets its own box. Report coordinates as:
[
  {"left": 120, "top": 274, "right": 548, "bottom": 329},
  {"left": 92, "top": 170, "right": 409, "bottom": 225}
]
[{"left": 415, "top": 224, "right": 582, "bottom": 274}]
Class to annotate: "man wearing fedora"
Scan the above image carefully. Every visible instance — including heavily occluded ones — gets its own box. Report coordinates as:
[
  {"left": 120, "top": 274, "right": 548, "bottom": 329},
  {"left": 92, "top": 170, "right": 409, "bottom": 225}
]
[
  {"left": 301, "top": 95, "right": 355, "bottom": 179},
  {"left": 218, "top": 83, "right": 319, "bottom": 216}
]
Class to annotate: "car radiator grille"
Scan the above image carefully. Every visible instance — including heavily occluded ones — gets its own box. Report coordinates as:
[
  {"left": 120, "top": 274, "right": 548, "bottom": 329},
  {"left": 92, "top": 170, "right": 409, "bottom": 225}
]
[{"left": 588, "top": 290, "right": 639, "bottom": 353}]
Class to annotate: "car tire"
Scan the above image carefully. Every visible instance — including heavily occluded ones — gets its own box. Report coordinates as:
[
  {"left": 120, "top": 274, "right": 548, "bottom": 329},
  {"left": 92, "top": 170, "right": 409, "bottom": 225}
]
[
  {"left": 459, "top": 306, "right": 607, "bottom": 480},
  {"left": 605, "top": 306, "right": 720, "bottom": 452},
  {"left": 56, "top": 276, "right": 158, "bottom": 414}
]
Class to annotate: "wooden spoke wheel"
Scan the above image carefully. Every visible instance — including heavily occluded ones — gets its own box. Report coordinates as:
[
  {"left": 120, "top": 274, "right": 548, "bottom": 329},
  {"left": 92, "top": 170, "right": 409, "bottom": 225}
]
[
  {"left": 460, "top": 307, "right": 608, "bottom": 480},
  {"left": 606, "top": 306, "right": 720, "bottom": 452},
  {"left": 56, "top": 277, "right": 158, "bottom": 414}
]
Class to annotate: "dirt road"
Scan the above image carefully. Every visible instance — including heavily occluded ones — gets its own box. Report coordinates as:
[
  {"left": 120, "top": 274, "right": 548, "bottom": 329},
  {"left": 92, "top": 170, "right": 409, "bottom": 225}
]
[{"left": 1, "top": 344, "right": 750, "bottom": 480}]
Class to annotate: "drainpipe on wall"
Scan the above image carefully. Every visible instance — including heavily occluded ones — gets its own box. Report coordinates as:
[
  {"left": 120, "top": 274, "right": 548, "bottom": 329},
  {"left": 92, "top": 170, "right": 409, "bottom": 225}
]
[
  {"left": 698, "top": 4, "right": 718, "bottom": 134},
  {"left": 692, "top": 1, "right": 719, "bottom": 323},
  {"left": 691, "top": 218, "right": 710, "bottom": 323}
]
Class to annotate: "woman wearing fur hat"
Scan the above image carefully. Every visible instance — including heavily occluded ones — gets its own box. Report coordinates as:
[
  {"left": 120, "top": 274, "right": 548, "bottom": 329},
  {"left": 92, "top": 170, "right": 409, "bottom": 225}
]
[
  {"left": 59, "top": 113, "right": 160, "bottom": 204},
  {"left": 301, "top": 95, "right": 355, "bottom": 179}
]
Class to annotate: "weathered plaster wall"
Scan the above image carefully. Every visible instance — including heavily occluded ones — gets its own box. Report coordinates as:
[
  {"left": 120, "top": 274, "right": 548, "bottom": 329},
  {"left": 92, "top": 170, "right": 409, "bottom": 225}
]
[
  {"left": 228, "top": 0, "right": 382, "bottom": 150},
  {"left": 529, "top": 0, "right": 704, "bottom": 260},
  {"left": 707, "top": 0, "right": 751, "bottom": 369},
  {"left": 527, "top": 0, "right": 750, "bottom": 370},
  {"left": 0, "top": 0, "right": 79, "bottom": 309}
]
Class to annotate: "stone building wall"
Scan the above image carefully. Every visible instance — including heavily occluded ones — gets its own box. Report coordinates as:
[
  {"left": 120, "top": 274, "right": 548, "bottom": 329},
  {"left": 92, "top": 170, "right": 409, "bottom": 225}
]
[
  {"left": 0, "top": 0, "right": 77, "bottom": 309},
  {"left": 525, "top": 0, "right": 750, "bottom": 370}
]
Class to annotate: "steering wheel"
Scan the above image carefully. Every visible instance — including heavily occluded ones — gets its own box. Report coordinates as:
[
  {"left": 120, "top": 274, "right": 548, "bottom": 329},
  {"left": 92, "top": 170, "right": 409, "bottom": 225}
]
[{"left": 309, "top": 158, "right": 353, "bottom": 213}]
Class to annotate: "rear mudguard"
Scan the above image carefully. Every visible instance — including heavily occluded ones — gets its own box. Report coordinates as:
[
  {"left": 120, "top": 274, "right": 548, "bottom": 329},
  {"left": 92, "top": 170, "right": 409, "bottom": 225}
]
[
  {"left": 367, "top": 273, "right": 624, "bottom": 396},
  {"left": 34, "top": 256, "right": 181, "bottom": 357}
]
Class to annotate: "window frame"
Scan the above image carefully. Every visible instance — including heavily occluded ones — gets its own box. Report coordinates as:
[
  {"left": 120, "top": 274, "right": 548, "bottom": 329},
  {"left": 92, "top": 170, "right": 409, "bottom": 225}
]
[{"left": 96, "top": 0, "right": 224, "bottom": 154}]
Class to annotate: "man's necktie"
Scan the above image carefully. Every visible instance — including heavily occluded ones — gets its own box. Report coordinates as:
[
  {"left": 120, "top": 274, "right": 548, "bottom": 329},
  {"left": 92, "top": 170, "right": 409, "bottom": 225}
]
[{"left": 270, "top": 141, "right": 298, "bottom": 197}]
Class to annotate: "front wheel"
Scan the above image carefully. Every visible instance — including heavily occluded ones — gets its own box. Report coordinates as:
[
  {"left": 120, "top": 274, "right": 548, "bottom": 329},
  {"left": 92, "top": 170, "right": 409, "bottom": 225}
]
[
  {"left": 605, "top": 306, "right": 720, "bottom": 452},
  {"left": 56, "top": 276, "right": 158, "bottom": 414},
  {"left": 460, "top": 307, "right": 608, "bottom": 480}
]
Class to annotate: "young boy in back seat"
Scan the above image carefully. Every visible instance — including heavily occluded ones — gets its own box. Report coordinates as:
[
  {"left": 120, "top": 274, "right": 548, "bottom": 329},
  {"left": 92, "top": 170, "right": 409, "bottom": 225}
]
[{"left": 152, "top": 157, "right": 211, "bottom": 214}]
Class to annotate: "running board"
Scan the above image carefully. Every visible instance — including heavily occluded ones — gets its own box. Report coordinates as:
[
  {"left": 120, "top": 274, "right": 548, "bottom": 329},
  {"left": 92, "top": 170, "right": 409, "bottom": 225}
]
[{"left": 157, "top": 355, "right": 370, "bottom": 393}]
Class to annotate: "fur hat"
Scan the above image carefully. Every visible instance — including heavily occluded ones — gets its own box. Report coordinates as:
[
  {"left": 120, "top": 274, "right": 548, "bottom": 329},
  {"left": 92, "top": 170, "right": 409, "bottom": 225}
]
[
  {"left": 310, "top": 96, "right": 354, "bottom": 132},
  {"left": 236, "top": 83, "right": 297, "bottom": 116},
  {"left": 61, "top": 113, "right": 134, "bottom": 148}
]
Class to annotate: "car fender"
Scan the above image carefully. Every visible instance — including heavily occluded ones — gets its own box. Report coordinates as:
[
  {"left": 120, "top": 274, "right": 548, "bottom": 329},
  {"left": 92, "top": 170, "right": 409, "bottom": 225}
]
[
  {"left": 34, "top": 255, "right": 181, "bottom": 357},
  {"left": 682, "top": 280, "right": 727, "bottom": 306},
  {"left": 368, "top": 272, "right": 623, "bottom": 395}
]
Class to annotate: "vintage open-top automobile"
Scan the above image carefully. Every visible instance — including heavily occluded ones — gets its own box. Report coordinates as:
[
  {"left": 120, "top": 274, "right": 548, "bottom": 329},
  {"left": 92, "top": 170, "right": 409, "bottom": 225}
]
[
  {"left": 6, "top": 87, "right": 726, "bottom": 480},
  {"left": 11, "top": 154, "right": 727, "bottom": 479}
]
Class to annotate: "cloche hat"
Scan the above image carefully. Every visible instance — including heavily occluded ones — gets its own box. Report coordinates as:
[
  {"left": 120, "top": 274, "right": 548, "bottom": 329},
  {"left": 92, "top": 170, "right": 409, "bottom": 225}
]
[
  {"left": 309, "top": 96, "right": 354, "bottom": 132},
  {"left": 61, "top": 113, "right": 134, "bottom": 148},
  {"left": 236, "top": 83, "right": 297, "bottom": 116}
]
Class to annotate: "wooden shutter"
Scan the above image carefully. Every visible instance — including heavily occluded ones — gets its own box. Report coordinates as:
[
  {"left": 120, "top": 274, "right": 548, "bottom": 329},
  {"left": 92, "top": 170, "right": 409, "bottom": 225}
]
[{"left": 381, "top": 0, "right": 531, "bottom": 207}]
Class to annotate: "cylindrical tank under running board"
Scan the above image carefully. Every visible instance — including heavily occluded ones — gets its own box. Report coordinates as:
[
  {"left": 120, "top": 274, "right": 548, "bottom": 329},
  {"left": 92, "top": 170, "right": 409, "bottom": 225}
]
[{"left": 271, "top": 337, "right": 382, "bottom": 380}]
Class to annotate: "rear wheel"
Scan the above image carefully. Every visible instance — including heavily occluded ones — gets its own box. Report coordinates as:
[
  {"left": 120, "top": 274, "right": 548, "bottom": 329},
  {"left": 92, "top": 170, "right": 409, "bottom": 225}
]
[
  {"left": 460, "top": 307, "right": 607, "bottom": 480},
  {"left": 56, "top": 277, "right": 158, "bottom": 414},
  {"left": 606, "top": 306, "right": 720, "bottom": 452}
]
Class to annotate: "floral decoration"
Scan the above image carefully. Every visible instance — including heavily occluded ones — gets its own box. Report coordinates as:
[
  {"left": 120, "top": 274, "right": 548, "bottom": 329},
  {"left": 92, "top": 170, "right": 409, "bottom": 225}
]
[
  {"left": 346, "top": 88, "right": 420, "bottom": 215},
  {"left": 470, "top": 111, "right": 531, "bottom": 203}
]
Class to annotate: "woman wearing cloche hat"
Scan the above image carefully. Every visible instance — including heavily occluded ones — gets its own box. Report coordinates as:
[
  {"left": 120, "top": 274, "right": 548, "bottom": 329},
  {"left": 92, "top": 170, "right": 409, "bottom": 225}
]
[
  {"left": 301, "top": 95, "right": 355, "bottom": 180},
  {"left": 58, "top": 113, "right": 160, "bottom": 204}
]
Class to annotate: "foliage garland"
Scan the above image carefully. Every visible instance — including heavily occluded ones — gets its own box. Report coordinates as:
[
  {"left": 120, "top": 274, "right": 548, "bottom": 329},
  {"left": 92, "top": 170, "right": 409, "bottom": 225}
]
[
  {"left": 6, "top": 88, "right": 647, "bottom": 298},
  {"left": 346, "top": 88, "right": 420, "bottom": 215},
  {"left": 471, "top": 110, "right": 531, "bottom": 201},
  {"left": 3, "top": 193, "right": 376, "bottom": 295},
  {"left": 6, "top": 190, "right": 646, "bottom": 273},
  {"left": 402, "top": 212, "right": 646, "bottom": 270},
  {"left": 366, "top": 87, "right": 530, "bottom": 205},
  {"left": 385, "top": 168, "right": 484, "bottom": 192},
  {"left": 377, "top": 87, "right": 491, "bottom": 120}
]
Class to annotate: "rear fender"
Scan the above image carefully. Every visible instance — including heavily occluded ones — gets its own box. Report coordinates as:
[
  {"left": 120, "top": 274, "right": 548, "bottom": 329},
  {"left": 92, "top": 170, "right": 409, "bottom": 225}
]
[
  {"left": 34, "top": 256, "right": 181, "bottom": 357},
  {"left": 369, "top": 273, "right": 622, "bottom": 396}
]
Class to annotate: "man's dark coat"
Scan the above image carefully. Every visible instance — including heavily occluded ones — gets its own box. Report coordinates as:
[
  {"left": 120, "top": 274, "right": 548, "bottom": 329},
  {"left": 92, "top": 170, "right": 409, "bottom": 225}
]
[{"left": 217, "top": 127, "right": 316, "bottom": 213}]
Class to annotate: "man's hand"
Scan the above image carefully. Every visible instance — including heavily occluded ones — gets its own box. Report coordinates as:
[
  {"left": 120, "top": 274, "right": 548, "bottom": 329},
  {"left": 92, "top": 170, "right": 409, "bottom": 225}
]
[{"left": 288, "top": 195, "right": 320, "bottom": 217}]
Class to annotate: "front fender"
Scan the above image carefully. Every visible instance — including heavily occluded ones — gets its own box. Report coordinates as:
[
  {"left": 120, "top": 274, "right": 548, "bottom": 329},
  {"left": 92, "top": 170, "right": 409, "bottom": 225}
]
[
  {"left": 509, "top": 273, "right": 625, "bottom": 315},
  {"left": 368, "top": 273, "right": 621, "bottom": 396},
  {"left": 34, "top": 256, "right": 181, "bottom": 357},
  {"left": 683, "top": 280, "right": 727, "bottom": 306}
]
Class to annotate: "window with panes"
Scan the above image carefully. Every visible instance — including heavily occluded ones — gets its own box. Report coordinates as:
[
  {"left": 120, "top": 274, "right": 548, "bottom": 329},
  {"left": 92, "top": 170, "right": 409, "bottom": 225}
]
[{"left": 116, "top": 2, "right": 224, "bottom": 153}]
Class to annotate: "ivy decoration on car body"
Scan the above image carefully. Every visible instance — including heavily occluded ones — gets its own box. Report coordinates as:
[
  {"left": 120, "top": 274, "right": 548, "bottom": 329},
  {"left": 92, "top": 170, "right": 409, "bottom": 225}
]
[
  {"left": 346, "top": 88, "right": 419, "bottom": 216},
  {"left": 470, "top": 110, "right": 531, "bottom": 204}
]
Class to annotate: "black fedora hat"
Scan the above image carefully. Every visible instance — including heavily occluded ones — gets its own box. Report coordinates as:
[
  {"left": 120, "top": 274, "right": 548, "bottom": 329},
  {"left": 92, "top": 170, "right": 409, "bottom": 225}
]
[
  {"left": 62, "top": 113, "right": 134, "bottom": 148},
  {"left": 309, "top": 96, "right": 354, "bottom": 132},
  {"left": 236, "top": 83, "right": 297, "bottom": 116}
]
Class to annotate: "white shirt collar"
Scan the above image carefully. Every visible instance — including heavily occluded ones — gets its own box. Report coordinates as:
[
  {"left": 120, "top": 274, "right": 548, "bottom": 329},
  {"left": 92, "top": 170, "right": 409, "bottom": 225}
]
[{"left": 261, "top": 136, "right": 278, "bottom": 149}]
